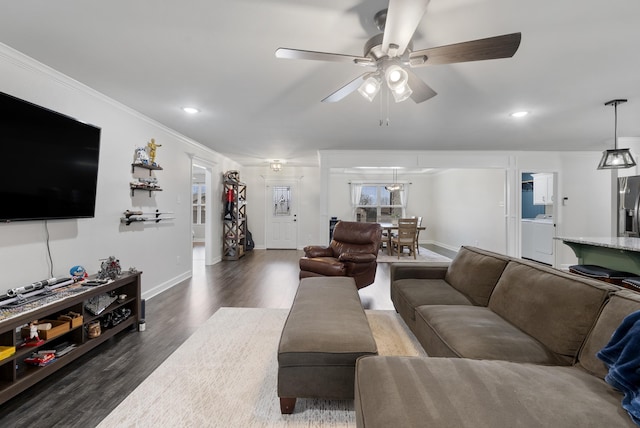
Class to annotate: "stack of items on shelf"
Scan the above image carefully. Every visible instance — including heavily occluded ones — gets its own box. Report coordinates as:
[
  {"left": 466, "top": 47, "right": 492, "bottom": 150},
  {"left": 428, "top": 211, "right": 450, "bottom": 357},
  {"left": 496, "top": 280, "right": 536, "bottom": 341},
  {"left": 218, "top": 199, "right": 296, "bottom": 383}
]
[
  {"left": 24, "top": 351, "right": 55, "bottom": 367},
  {"left": 23, "top": 342, "right": 78, "bottom": 367}
]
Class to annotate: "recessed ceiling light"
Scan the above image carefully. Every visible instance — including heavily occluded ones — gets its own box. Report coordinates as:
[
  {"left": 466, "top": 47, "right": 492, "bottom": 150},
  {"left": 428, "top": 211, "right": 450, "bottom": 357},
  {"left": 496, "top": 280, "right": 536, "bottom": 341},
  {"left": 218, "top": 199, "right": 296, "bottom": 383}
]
[
  {"left": 510, "top": 111, "right": 529, "bottom": 118},
  {"left": 182, "top": 107, "right": 200, "bottom": 114}
]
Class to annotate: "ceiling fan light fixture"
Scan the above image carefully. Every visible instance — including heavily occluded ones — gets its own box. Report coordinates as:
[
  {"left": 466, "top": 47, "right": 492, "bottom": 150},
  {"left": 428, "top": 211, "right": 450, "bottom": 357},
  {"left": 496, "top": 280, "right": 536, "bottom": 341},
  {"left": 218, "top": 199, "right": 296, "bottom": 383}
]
[
  {"left": 597, "top": 99, "right": 636, "bottom": 170},
  {"left": 392, "top": 83, "right": 413, "bottom": 103},
  {"left": 357, "top": 75, "right": 382, "bottom": 102},
  {"left": 385, "top": 64, "right": 408, "bottom": 91}
]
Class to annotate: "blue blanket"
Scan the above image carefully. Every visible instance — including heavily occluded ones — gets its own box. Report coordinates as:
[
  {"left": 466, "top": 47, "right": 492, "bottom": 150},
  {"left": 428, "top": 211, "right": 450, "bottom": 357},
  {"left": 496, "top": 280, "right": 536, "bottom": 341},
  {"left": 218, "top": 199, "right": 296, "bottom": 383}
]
[{"left": 597, "top": 310, "right": 640, "bottom": 426}]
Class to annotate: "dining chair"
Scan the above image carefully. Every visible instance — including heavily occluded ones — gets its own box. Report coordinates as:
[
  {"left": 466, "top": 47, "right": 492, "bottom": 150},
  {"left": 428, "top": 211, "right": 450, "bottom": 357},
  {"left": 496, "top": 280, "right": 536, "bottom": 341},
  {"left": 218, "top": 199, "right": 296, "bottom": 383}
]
[
  {"left": 415, "top": 216, "right": 423, "bottom": 254},
  {"left": 391, "top": 218, "right": 418, "bottom": 259}
]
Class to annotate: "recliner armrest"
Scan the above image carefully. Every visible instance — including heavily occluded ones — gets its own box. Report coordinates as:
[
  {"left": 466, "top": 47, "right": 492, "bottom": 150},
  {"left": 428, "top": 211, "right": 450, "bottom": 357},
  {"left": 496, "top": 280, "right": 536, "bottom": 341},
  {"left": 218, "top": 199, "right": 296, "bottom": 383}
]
[
  {"left": 339, "top": 253, "right": 377, "bottom": 263},
  {"left": 304, "top": 246, "right": 333, "bottom": 258}
]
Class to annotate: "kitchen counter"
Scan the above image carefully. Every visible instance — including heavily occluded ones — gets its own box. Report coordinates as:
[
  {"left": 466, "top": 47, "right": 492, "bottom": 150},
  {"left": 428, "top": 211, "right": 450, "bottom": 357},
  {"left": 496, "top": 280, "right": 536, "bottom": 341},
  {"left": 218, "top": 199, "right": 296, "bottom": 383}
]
[{"left": 556, "top": 236, "right": 640, "bottom": 275}]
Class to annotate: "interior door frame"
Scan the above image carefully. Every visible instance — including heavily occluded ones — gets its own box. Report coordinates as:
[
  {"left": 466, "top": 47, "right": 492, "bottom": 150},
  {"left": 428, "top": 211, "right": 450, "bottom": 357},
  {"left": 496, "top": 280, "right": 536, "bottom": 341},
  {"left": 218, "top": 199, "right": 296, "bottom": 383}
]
[
  {"left": 518, "top": 170, "right": 558, "bottom": 265},
  {"left": 264, "top": 178, "right": 300, "bottom": 249},
  {"left": 190, "top": 156, "right": 217, "bottom": 265}
]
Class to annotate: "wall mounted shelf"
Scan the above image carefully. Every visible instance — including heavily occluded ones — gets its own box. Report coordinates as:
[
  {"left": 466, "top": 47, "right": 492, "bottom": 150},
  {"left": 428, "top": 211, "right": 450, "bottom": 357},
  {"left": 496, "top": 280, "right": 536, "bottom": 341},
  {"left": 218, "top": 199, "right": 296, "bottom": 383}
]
[
  {"left": 129, "top": 186, "right": 162, "bottom": 197},
  {"left": 131, "top": 163, "right": 163, "bottom": 175},
  {"left": 121, "top": 209, "right": 174, "bottom": 226}
]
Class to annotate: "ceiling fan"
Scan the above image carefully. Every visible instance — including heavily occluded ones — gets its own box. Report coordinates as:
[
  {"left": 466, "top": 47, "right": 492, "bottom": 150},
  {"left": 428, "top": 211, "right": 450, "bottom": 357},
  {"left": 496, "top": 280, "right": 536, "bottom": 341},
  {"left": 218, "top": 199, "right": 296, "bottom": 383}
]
[{"left": 275, "top": 0, "right": 521, "bottom": 104}]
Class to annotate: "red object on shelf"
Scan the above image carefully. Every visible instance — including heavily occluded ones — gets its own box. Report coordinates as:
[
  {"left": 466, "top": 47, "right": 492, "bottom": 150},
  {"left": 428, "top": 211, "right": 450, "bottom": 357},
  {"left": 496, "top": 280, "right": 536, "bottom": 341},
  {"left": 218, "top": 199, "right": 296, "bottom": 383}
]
[
  {"left": 20, "top": 338, "right": 45, "bottom": 348},
  {"left": 24, "top": 352, "right": 55, "bottom": 366}
]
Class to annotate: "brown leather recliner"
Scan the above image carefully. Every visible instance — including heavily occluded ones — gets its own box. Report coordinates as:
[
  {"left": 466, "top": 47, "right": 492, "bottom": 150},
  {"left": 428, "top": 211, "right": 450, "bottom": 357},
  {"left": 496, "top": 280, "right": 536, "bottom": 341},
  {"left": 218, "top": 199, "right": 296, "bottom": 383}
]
[{"left": 299, "top": 221, "right": 382, "bottom": 289}]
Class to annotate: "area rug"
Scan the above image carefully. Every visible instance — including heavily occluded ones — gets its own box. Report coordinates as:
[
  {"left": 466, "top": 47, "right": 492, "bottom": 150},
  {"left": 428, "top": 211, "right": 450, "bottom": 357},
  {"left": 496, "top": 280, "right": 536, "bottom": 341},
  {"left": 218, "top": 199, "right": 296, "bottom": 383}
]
[
  {"left": 377, "top": 247, "right": 451, "bottom": 263},
  {"left": 96, "top": 307, "right": 425, "bottom": 428}
]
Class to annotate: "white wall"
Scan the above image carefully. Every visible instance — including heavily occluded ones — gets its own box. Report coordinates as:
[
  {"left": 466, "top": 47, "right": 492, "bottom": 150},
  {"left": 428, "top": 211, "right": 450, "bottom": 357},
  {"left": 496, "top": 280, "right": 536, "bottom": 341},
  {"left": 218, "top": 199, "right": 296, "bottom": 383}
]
[
  {"left": 427, "top": 169, "right": 506, "bottom": 253},
  {"left": 0, "top": 44, "right": 241, "bottom": 298}
]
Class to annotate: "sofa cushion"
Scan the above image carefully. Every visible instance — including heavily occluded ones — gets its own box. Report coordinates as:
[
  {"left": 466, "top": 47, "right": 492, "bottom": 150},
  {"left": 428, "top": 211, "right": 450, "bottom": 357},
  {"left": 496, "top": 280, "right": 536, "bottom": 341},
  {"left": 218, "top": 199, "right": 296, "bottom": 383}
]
[
  {"left": 443, "top": 246, "right": 510, "bottom": 306},
  {"left": 393, "top": 278, "right": 473, "bottom": 324},
  {"left": 414, "top": 305, "right": 561, "bottom": 364},
  {"left": 488, "top": 260, "right": 616, "bottom": 364},
  {"left": 578, "top": 290, "right": 640, "bottom": 379},
  {"left": 354, "top": 356, "right": 636, "bottom": 428}
]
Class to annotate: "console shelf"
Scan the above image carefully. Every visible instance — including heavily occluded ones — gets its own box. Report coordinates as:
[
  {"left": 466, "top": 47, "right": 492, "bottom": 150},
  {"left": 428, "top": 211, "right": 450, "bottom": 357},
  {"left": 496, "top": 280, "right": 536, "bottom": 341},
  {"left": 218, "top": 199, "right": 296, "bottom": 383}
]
[{"left": 0, "top": 272, "right": 141, "bottom": 405}]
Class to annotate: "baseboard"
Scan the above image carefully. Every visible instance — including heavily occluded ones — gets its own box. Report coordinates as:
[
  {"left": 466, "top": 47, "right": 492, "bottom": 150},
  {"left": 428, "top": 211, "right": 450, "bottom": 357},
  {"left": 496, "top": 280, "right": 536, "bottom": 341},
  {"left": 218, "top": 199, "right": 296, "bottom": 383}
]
[
  {"left": 143, "top": 271, "right": 193, "bottom": 301},
  {"left": 425, "top": 240, "right": 460, "bottom": 253}
]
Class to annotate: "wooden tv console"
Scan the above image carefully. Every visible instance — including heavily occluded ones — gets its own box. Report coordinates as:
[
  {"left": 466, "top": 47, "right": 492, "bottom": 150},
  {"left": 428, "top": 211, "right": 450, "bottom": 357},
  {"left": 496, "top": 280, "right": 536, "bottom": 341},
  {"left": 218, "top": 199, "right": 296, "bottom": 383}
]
[{"left": 0, "top": 272, "right": 141, "bottom": 405}]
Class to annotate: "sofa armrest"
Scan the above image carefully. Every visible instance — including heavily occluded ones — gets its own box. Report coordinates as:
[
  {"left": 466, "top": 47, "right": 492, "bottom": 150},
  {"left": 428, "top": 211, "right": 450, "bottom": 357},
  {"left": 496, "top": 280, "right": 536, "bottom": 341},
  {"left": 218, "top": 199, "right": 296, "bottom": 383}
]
[
  {"left": 304, "top": 246, "right": 333, "bottom": 258},
  {"left": 390, "top": 262, "right": 450, "bottom": 282},
  {"left": 339, "top": 253, "right": 377, "bottom": 263}
]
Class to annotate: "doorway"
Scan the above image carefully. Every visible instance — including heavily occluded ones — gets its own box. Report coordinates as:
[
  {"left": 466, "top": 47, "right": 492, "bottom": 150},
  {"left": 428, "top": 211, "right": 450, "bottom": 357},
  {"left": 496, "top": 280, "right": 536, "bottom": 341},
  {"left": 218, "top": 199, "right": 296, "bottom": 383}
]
[
  {"left": 191, "top": 160, "right": 215, "bottom": 266},
  {"left": 520, "top": 171, "right": 557, "bottom": 265},
  {"left": 265, "top": 179, "right": 299, "bottom": 249}
]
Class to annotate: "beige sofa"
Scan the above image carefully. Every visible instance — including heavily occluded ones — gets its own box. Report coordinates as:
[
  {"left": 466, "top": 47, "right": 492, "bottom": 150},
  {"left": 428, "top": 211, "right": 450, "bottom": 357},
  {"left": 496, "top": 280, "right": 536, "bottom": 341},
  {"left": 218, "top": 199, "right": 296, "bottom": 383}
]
[{"left": 354, "top": 246, "right": 640, "bottom": 427}]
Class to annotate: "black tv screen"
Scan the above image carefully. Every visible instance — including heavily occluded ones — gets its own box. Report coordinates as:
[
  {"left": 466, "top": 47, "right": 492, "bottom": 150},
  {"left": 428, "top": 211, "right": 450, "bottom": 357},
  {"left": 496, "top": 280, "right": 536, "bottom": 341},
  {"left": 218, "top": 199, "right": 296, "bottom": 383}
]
[{"left": 0, "top": 91, "right": 101, "bottom": 222}]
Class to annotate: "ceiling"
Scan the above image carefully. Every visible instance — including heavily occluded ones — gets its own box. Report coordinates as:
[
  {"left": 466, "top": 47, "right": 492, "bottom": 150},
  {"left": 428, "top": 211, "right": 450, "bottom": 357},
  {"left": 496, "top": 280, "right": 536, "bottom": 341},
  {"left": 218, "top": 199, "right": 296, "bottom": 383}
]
[{"left": 1, "top": 0, "right": 639, "bottom": 167}]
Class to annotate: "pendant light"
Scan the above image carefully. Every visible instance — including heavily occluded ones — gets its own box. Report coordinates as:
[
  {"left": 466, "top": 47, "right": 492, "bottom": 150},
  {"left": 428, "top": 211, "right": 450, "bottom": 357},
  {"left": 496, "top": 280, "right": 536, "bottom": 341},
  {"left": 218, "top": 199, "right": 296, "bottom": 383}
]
[
  {"left": 385, "top": 168, "right": 403, "bottom": 191},
  {"left": 597, "top": 99, "right": 636, "bottom": 170}
]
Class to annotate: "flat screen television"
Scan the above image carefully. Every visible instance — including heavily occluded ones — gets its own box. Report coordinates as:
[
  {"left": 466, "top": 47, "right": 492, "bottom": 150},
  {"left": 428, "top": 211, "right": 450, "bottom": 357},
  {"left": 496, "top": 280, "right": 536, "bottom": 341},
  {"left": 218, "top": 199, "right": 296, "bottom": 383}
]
[{"left": 0, "top": 91, "right": 101, "bottom": 222}]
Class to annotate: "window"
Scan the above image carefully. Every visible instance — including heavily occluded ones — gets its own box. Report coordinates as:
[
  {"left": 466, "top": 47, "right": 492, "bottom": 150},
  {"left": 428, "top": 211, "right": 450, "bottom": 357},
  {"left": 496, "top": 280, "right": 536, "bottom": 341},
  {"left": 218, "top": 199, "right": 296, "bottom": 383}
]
[
  {"left": 192, "top": 184, "right": 206, "bottom": 224},
  {"left": 355, "top": 185, "right": 403, "bottom": 223}
]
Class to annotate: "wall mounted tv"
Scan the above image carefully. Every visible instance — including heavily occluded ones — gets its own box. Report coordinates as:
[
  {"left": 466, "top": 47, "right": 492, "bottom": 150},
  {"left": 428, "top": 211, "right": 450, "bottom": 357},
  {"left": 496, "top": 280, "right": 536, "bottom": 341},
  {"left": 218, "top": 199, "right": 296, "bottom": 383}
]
[{"left": 0, "top": 91, "right": 101, "bottom": 222}]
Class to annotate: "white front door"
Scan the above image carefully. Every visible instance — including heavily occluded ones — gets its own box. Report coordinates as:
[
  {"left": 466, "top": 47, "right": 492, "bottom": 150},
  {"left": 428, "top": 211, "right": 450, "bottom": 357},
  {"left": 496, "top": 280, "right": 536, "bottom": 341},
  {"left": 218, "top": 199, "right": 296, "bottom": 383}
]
[{"left": 265, "top": 180, "right": 298, "bottom": 249}]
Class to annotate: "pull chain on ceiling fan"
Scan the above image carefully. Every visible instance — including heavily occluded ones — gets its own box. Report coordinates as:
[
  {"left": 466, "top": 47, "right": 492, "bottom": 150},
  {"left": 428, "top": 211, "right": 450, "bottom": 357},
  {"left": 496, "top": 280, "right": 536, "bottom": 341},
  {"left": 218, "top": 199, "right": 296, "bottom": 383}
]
[{"left": 275, "top": 0, "right": 522, "bottom": 105}]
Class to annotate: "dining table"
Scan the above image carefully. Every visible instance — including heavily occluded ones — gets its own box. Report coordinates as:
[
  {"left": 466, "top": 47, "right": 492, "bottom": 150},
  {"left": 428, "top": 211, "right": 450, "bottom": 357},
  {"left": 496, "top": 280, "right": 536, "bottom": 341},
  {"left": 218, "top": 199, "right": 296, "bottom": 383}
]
[{"left": 379, "top": 222, "right": 426, "bottom": 256}]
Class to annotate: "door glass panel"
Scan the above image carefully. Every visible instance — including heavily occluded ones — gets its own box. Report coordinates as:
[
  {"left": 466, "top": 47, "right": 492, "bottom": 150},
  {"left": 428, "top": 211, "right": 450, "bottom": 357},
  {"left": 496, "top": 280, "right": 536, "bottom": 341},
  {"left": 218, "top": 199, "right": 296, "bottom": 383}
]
[{"left": 273, "top": 186, "right": 291, "bottom": 216}]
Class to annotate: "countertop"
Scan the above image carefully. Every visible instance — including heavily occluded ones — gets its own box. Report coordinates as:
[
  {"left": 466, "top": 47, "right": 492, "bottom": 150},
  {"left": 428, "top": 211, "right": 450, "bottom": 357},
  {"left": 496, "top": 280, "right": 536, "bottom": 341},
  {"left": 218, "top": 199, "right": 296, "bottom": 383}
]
[
  {"left": 554, "top": 236, "right": 640, "bottom": 252},
  {"left": 522, "top": 218, "right": 554, "bottom": 224}
]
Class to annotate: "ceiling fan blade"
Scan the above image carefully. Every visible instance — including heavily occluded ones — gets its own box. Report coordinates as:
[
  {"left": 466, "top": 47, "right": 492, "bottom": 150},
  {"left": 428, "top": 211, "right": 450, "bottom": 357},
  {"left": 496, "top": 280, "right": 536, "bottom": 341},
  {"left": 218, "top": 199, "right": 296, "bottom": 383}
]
[
  {"left": 409, "top": 32, "right": 522, "bottom": 67},
  {"left": 275, "top": 48, "right": 375, "bottom": 66},
  {"left": 382, "top": 0, "right": 431, "bottom": 57},
  {"left": 406, "top": 69, "right": 437, "bottom": 103},
  {"left": 321, "top": 74, "right": 368, "bottom": 103}
]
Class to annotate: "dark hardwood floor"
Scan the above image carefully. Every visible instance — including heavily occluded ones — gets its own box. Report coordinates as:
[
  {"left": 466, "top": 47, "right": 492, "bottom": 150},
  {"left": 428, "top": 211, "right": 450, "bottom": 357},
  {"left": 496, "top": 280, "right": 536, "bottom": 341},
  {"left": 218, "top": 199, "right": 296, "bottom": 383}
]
[{"left": 0, "top": 245, "right": 453, "bottom": 427}]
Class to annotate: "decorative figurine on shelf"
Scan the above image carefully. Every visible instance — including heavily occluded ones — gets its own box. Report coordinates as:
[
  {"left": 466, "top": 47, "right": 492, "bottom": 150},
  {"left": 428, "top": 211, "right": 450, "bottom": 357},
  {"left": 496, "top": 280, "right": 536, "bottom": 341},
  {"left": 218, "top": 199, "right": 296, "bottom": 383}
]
[
  {"left": 134, "top": 146, "right": 150, "bottom": 165},
  {"left": 97, "top": 256, "right": 122, "bottom": 280},
  {"left": 147, "top": 138, "right": 162, "bottom": 167},
  {"left": 29, "top": 322, "right": 38, "bottom": 340},
  {"left": 69, "top": 265, "right": 88, "bottom": 280},
  {"left": 23, "top": 321, "right": 44, "bottom": 347},
  {"left": 224, "top": 187, "right": 235, "bottom": 220}
]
